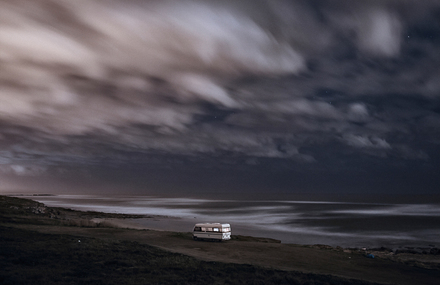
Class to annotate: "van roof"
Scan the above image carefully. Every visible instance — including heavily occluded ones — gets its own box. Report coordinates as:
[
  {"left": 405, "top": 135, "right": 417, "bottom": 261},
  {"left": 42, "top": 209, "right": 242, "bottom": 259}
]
[{"left": 194, "top": 223, "right": 230, "bottom": 227}]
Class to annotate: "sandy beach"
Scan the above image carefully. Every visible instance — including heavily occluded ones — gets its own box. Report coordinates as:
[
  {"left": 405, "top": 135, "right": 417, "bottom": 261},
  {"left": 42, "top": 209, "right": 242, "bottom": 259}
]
[
  {"left": 1, "top": 195, "right": 440, "bottom": 284},
  {"left": 27, "top": 194, "right": 440, "bottom": 249}
]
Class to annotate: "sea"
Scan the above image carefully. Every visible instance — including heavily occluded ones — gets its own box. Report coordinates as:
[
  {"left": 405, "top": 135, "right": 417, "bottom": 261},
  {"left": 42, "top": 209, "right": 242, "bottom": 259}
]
[{"left": 24, "top": 194, "right": 440, "bottom": 249}]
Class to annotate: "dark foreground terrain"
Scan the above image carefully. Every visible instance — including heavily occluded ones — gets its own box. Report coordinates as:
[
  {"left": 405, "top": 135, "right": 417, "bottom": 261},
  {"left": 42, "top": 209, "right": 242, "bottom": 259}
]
[{"left": 1, "top": 195, "right": 439, "bottom": 285}]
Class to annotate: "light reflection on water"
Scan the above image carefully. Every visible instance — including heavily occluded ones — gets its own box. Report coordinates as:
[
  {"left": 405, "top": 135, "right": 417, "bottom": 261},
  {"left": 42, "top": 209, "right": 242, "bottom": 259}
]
[{"left": 29, "top": 195, "right": 440, "bottom": 248}]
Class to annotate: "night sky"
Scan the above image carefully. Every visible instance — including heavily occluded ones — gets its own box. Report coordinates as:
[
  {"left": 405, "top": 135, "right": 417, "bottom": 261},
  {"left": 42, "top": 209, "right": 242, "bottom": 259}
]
[{"left": 1, "top": 0, "right": 439, "bottom": 198}]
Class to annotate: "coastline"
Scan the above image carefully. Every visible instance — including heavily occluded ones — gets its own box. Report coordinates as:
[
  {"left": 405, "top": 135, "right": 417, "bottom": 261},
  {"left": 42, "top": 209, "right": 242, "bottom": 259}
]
[
  {"left": 17, "top": 193, "right": 440, "bottom": 249},
  {"left": 1, "top": 195, "right": 440, "bottom": 284}
]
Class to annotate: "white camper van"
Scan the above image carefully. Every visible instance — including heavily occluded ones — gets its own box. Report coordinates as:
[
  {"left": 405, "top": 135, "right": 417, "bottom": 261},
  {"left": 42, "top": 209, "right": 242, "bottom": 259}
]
[{"left": 193, "top": 223, "right": 231, "bottom": 241}]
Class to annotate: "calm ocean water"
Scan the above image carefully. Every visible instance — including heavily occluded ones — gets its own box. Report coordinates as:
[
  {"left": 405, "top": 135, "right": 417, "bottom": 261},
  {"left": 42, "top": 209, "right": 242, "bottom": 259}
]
[{"left": 27, "top": 195, "right": 440, "bottom": 249}]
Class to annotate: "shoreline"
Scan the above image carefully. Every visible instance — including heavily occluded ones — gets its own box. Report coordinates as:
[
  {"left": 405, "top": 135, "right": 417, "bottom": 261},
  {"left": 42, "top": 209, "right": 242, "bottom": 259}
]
[
  {"left": 3, "top": 194, "right": 440, "bottom": 255},
  {"left": 12, "top": 193, "right": 440, "bottom": 250},
  {"left": 1, "top": 195, "right": 440, "bottom": 284}
]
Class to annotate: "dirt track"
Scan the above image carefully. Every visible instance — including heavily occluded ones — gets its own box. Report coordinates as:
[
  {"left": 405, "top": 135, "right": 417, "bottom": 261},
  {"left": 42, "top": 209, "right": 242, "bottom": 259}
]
[
  {"left": 2, "top": 195, "right": 440, "bottom": 285},
  {"left": 15, "top": 224, "right": 440, "bottom": 285}
]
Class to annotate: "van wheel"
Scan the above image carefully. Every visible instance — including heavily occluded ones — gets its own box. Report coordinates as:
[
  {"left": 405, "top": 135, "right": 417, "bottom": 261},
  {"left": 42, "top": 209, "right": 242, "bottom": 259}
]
[{"left": 193, "top": 236, "right": 198, "bottom": 241}]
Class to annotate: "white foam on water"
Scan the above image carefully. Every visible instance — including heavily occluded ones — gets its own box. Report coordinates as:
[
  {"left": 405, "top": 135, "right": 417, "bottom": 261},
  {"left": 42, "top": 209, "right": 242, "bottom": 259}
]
[
  {"left": 27, "top": 194, "right": 440, "bottom": 247},
  {"left": 330, "top": 204, "right": 440, "bottom": 217}
]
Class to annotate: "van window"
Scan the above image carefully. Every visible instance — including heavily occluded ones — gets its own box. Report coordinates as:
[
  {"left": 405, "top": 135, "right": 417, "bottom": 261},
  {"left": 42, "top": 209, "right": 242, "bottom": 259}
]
[{"left": 194, "top": 227, "right": 201, "bottom": 232}]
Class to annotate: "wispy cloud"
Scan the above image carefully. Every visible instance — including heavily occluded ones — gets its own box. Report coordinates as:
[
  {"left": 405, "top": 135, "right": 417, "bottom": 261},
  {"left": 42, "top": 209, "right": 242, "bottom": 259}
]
[{"left": 0, "top": 0, "right": 439, "bottom": 192}]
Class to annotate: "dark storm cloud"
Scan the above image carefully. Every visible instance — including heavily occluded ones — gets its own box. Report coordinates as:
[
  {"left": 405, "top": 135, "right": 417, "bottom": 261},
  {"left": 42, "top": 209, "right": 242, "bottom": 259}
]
[{"left": 0, "top": 0, "right": 439, "bottom": 193}]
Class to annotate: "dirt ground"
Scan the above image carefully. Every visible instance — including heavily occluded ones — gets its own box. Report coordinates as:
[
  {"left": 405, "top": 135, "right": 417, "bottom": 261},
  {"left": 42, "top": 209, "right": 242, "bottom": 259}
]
[{"left": 2, "top": 195, "right": 440, "bottom": 284}]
